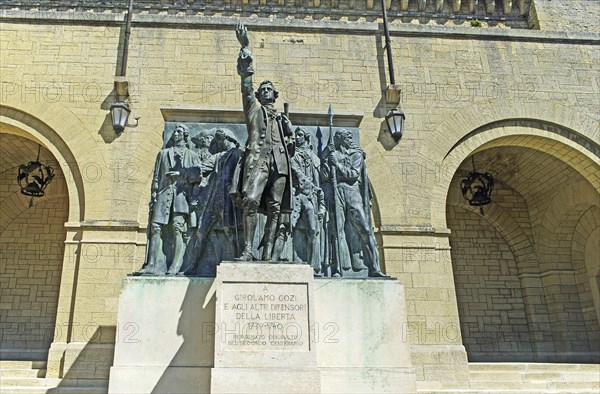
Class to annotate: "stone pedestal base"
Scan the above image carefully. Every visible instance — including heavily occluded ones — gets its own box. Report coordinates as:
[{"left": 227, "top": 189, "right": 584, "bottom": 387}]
[{"left": 108, "top": 263, "right": 416, "bottom": 393}]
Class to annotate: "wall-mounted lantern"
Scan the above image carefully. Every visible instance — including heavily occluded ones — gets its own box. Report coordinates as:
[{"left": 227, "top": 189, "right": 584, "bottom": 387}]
[
  {"left": 110, "top": 0, "right": 139, "bottom": 134},
  {"left": 17, "top": 145, "right": 54, "bottom": 207},
  {"left": 385, "top": 108, "right": 405, "bottom": 143},
  {"left": 110, "top": 80, "right": 139, "bottom": 134},
  {"left": 381, "top": 0, "right": 406, "bottom": 143},
  {"left": 110, "top": 100, "right": 132, "bottom": 134},
  {"left": 460, "top": 156, "right": 494, "bottom": 215}
]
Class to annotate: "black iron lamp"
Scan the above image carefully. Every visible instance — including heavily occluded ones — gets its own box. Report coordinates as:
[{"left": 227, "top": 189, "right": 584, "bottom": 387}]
[
  {"left": 385, "top": 108, "right": 405, "bottom": 143},
  {"left": 17, "top": 145, "right": 55, "bottom": 207},
  {"left": 110, "top": 81, "right": 139, "bottom": 134},
  {"left": 110, "top": 101, "right": 131, "bottom": 134},
  {"left": 460, "top": 157, "right": 494, "bottom": 215}
]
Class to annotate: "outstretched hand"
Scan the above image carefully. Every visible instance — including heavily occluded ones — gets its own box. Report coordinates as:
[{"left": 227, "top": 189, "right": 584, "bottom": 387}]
[{"left": 236, "top": 23, "right": 249, "bottom": 48}]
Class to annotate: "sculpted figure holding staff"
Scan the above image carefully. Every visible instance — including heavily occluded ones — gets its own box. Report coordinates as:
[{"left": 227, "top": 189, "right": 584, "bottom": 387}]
[
  {"left": 231, "top": 23, "right": 294, "bottom": 261},
  {"left": 321, "top": 129, "right": 386, "bottom": 278},
  {"left": 290, "top": 127, "right": 325, "bottom": 274}
]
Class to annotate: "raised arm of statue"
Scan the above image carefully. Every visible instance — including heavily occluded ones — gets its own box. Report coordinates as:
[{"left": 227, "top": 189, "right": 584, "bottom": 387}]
[
  {"left": 236, "top": 23, "right": 255, "bottom": 114},
  {"left": 236, "top": 23, "right": 253, "bottom": 77},
  {"left": 239, "top": 63, "right": 255, "bottom": 113},
  {"left": 236, "top": 23, "right": 250, "bottom": 48}
]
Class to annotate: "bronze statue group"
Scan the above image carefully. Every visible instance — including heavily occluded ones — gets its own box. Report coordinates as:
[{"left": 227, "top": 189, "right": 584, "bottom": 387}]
[{"left": 139, "top": 24, "right": 386, "bottom": 278}]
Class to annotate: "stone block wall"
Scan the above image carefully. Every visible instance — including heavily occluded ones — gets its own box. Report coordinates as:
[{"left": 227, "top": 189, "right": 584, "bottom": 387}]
[
  {"left": 533, "top": 180, "right": 600, "bottom": 362},
  {"left": 574, "top": 210, "right": 600, "bottom": 354},
  {"left": 447, "top": 203, "right": 534, "bottom": 361},
  {"left": 0, "top": 0, "right": 598, "bottom": 385}
]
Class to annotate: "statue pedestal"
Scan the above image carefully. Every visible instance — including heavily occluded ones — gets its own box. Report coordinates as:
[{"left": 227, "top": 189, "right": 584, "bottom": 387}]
[
  {"left": 314, "top": 278, "right": 416, "bottom": 393},
  {"left": 108, "top": 277, "right": 216, "bottom": 394},
  {"left": 108, "top": 263, "right": 416, "bottom": 393},
  {"left": 211, "top": 261, "right": 321, "bottom": 393}
]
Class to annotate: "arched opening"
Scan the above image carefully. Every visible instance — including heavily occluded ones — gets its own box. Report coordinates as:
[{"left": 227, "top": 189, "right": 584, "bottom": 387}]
[
  {"left": 446, "top": 136, "right": 599, "bottom": 363},
  {"left": 0, "top": 133, "right": 69, "bottom": 361}
]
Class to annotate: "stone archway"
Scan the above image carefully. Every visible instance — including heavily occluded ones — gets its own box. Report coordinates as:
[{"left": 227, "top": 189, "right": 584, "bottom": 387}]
[
  {"left": 444, "top": 130, "right": 599, "bottom": 362},
  {"left": 428, "top": 99, "right": 600, "bottom": 230},
  {"left": 0, "top": 107, "right": 84, "bottom": 367},
  {"left": 0, "top": 132, "right": 69, "bottom": 361}
]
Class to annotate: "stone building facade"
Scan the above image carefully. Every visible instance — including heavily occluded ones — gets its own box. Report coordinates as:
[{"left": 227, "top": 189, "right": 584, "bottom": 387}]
[{"left": 0, "top": 0, "right": 598, "bottom": 391}]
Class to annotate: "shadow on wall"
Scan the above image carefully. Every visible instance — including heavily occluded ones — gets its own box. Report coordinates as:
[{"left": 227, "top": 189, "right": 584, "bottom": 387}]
[
  {"left": 150, "top": 279, "right": 215, "bottom": 394},
  {"left": 48, "top": 326, "right": 115, "bottom": 392},
  {"left": 108, "top": 277, "right": 216, "bottom": 394}
]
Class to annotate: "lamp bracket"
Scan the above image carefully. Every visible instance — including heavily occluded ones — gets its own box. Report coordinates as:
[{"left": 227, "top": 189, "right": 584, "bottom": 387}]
[
  {"left": 127, "top": 117, "right": 140, "bottom": 128},
  {"left": 385, "top": 84, "right": 402, "bottom": 105},
  {"left": 114, "top": 77, "right": 129, "bottom": 99}
]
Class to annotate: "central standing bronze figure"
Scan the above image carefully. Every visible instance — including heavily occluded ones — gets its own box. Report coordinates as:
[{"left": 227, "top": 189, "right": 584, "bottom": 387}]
[{"left": 231, "top": 23, "right": 293, "bottom": 261}]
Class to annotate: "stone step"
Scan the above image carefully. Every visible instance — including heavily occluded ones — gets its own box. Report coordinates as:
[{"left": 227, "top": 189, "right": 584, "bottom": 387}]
[
  {"left": 469, "top": 370, "right": 599, "bottom": 382},
  {"left": 0, "top": 389, "right": 48, "bottom": 394},
  {"left": 525, "top": 363, "right": 599, "bottom": 372},
  {"left": 0, "top": 369, "right": 46, "bottom": 379},
  {"left": 549, "top": 381, "right": 600, "bottom": 390},
  {"left": 470, "top": 362, "right": 599, "bottom": 372},
  {"left": 419, "top": 390, "right": 600, "bottom": 394},
  {"left": 53, "top": 379, "right": 108, "bottom": 389},
  {"left": 0, "top": 361, "right": 46, "bottom": 370},
  {"left": 466, "top": 380, "right": 550, "bottom": 390},
  {"left": 558, "top": 371, "right": 600, "bottom": 381},
  {"left": 467, "top": 363, "right": 600, "bottom": 387},
  {"left": 578, "top": 364, "right": 600, "bottom": 372},
  {"left": 0, "top": 377, "right": 108, "bottom": 393},
  {"left": 469, "top": 370, "right": 561, "bottom": 381},
  {"left": 518, "top": 371, "right": 564, "bottom": 381},
  {"left": 0, "top": 377, "right": 61, "bottom": 387},
  {"left": 0, "top": 387, "right": 107, "bottom": 394},
  {"left": 419, "top": 363, "right": 600, "bottom": 393}
]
